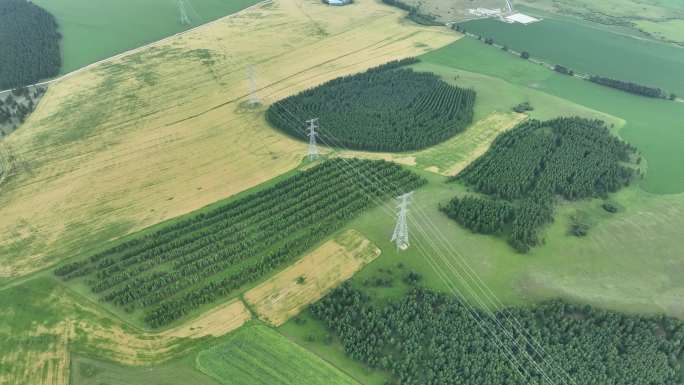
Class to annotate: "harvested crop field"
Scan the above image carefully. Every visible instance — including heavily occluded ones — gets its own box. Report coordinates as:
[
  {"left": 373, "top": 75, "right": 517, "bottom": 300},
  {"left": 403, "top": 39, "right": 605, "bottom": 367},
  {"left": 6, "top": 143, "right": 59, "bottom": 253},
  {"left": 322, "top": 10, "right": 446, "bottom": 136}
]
[
  {"left": 244, "top": 229, "right": 381, "bottom": 326},
  {"left": 0, "top": 0, "right": 457, "bottom": 279}
]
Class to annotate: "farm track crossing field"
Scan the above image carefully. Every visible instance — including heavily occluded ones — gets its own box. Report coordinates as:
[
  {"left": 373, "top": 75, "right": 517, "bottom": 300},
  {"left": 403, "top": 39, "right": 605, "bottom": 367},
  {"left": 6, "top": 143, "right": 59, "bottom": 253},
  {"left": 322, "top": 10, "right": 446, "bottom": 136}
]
[
  {"left": 196, "top": 323, "right": 360, "bottom": 385},
  {"left": 460, "top": 15, "right": 684, "bottom": 97},
  {"left": 31, "top": 0, "right": 263, "bottom": 75},
  {"left": 0, "top": 0, "right": 457, "bottom": 280},
  {"left": 56, "top": 159, "right": 424, "bottom": 328}
]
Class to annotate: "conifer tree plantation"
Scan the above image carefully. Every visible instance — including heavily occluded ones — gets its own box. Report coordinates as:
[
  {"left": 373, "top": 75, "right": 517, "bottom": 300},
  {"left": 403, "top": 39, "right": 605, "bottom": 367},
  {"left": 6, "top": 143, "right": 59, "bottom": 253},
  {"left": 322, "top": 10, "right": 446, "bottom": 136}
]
[
  {"left": 55, "top": 159, "right": 425, "bottom": 328},
  {"left": 267, "top": 59, "right": 476, "bottom": 152},
  {"left": 311, "top": 284, "right": 684, "bottom": 385},
  {"left": 0, "top": 0, "right": 61, "bottom": 89},
  {"left": 442, "top": 117, "right": 638, "bottom": 252}
]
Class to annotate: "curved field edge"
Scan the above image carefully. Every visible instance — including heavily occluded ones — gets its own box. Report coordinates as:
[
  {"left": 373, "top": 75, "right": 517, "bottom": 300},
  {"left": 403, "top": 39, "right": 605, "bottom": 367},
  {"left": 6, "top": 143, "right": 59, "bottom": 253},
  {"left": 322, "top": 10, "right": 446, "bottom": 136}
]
[
  {"left": 0, "top": 0, "right": 458, "bottom": 279},
  {"left": 0, "top": 276, "right": 250, "bottom": 385},
  {"left": 244, "top": 229, "right": 381, "bottom": 326},
  {"left": 196, "top": 323, "right": 360, "bottom": 385}
]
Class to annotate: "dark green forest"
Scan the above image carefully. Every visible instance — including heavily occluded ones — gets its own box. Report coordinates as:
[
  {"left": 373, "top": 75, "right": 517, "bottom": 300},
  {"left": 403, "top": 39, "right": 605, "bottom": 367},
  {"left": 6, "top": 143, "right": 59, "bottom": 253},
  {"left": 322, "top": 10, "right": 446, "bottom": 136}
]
[
  {"left": 443, "top": 117, "right": 637, "bottom": 252},
  {"left": 312, "top": 284, "right": 684, "bottom": 385},
  {"left": 55, "top": 158, "right": 425, "bottom": 327},
  {"left": 266, "top": 59, "right": 476, "bottom": 152},
  {"left": 0, "top": 0, "right": 61, "bottom": 90}
]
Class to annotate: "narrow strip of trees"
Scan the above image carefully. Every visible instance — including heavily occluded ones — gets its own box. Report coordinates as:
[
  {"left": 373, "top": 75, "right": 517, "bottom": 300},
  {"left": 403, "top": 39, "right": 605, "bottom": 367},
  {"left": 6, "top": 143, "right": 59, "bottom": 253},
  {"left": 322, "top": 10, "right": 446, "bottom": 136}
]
[{"left": 589, "top": 76, "right": 669, "bottom": 99}]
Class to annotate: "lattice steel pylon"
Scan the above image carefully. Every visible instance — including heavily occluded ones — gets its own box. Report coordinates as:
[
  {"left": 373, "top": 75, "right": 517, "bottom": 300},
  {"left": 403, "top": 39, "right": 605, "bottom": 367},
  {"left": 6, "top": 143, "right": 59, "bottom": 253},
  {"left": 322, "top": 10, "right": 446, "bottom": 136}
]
[
  {"left": 391, "top": 192, "right": 413, "bottom": 250},
  {"left": 247, "top": 65, "right": 261, "bottom": 106},
  {"left": 178, "top": 0, "right": 191, "bottom": 25},
  {"left": 306, "top": 118, "right": 319, "bottom": 161}
]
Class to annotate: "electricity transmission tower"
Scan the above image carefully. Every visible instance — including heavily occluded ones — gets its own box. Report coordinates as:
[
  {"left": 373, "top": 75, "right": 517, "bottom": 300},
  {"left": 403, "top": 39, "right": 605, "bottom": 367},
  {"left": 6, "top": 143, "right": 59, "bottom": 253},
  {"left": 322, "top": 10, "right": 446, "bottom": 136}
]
[
  {"left": 247, "top": 65, "right": 261, "bottom": 106},
  {"left": 504, "top": 0, "right": 514, "bottom": 14},
  {"left": 178, "top": 0, "right": 191, "bottom": 25},
  {"left": 306, "top": 118, "right": 319, "bottom": 161},
  {"left": 391, "top": 192, "right": 413, "bottom": 250}
]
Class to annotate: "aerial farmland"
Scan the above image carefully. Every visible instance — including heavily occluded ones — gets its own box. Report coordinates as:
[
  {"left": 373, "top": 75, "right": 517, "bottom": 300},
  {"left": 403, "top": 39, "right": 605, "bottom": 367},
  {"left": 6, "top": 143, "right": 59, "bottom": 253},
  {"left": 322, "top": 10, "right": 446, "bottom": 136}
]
[{"left": 1, "top": 0, "right": 683, "bottom": 384}]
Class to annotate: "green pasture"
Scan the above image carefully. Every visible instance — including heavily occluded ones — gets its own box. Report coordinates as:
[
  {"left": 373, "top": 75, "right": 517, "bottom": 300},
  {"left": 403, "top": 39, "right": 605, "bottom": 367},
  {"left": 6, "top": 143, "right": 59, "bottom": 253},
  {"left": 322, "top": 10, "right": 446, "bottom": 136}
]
[
  {"left": 421, "top": 38, "right": 684, "bottom": 194},
  {"left": 32, "top": 0, "right": 261, "bottom": 74},
  {"left": 196, "top": 323, "right": 360, "bottom": 385},
  {"left": 277, "top": 168, "right": 684, "bottom": 381},
  {"left": 636, "top": 19, "right": 684, "bottom": 44},
  {"left": 460, "top": 14, "right": 684, "bottom": 97}
]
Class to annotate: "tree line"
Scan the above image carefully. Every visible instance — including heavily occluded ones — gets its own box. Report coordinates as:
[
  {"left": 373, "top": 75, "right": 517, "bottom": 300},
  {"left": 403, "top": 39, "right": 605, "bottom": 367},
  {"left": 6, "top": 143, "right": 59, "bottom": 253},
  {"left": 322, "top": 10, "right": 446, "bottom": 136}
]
[
  {"left": 311, "top": 283, "right": 684, "bottom": 385},
  {"left": 266, "top": 59, "right": 476, "bottom": 152},
  {"left": 444, "top": 117, "right": 638, "bottom": 252},
  {"left": 589, "top": 76, "right": 676, "bottom": 100},
  {"left": 0, "top": 0, "right": 61, "bottom": 90},
  {"left": 55, "top": 158, "right": 425, "bottom": 327}
]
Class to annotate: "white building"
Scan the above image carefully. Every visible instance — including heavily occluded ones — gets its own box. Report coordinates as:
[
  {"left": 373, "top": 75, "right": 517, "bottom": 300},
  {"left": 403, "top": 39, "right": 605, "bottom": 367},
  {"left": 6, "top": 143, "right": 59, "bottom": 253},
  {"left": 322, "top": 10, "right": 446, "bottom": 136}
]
[
  {"left": 504, "top": 13, "right": 540, "bottom": 25},
  {"left": 327, "top": 0, "right": 351, "bottom": 6}
]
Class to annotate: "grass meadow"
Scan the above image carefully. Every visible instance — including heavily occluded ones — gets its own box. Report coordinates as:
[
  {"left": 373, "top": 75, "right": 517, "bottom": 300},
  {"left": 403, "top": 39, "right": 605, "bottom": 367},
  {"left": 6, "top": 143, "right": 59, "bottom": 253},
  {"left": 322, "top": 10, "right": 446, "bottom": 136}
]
[
  {"left": 461, "top": 14, "right": 684, "bottom": 97},
  {"left": 71, "top": 355, "right": 220, "bottom": 385},
  {"left": 196, "top": 323, "right": 360, "bottom": 385},
  {"left": 32, "top": 0, "right": 262, "bottom": 74}
]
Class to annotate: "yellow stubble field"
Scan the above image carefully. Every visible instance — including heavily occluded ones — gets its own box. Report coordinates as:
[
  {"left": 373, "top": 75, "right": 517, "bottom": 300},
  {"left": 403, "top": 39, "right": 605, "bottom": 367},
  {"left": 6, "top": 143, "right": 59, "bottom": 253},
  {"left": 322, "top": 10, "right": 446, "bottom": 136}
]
[{"left": 244, "top": 229, "right": 381, "bottom": 326}]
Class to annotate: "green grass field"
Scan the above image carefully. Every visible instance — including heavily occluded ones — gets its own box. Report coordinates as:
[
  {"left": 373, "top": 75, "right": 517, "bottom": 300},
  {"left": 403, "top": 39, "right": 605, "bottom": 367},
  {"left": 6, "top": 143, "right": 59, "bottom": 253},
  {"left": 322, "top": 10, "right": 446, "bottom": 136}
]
[
  {"left": 421, "top": 38, "right": 684, "bottom": 195},
  {"left": 71, "top": 355, "right": 220, "bottom": 385},
  {"left": 280, "top": 172, "right": 684, "bottom": 385},
  {"left": 196, "top": 323, "right": 360, "bottom": 385},
  {"left": 460, "top": 14, "right": 684, "bottom": 97},
  {"left": 32, "top": 0, "right": 261, "bottom": 74}
]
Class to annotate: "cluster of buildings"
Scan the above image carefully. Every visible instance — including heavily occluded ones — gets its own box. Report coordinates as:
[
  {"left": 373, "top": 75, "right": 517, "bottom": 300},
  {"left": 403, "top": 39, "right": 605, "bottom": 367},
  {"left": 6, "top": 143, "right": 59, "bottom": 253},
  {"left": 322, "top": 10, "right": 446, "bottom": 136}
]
[
  {"left": 326, "top": 0, "right": 352, "bottom": 6},
  {"left": 467, "top": 6, "right": 540, "bottom": 25}
]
